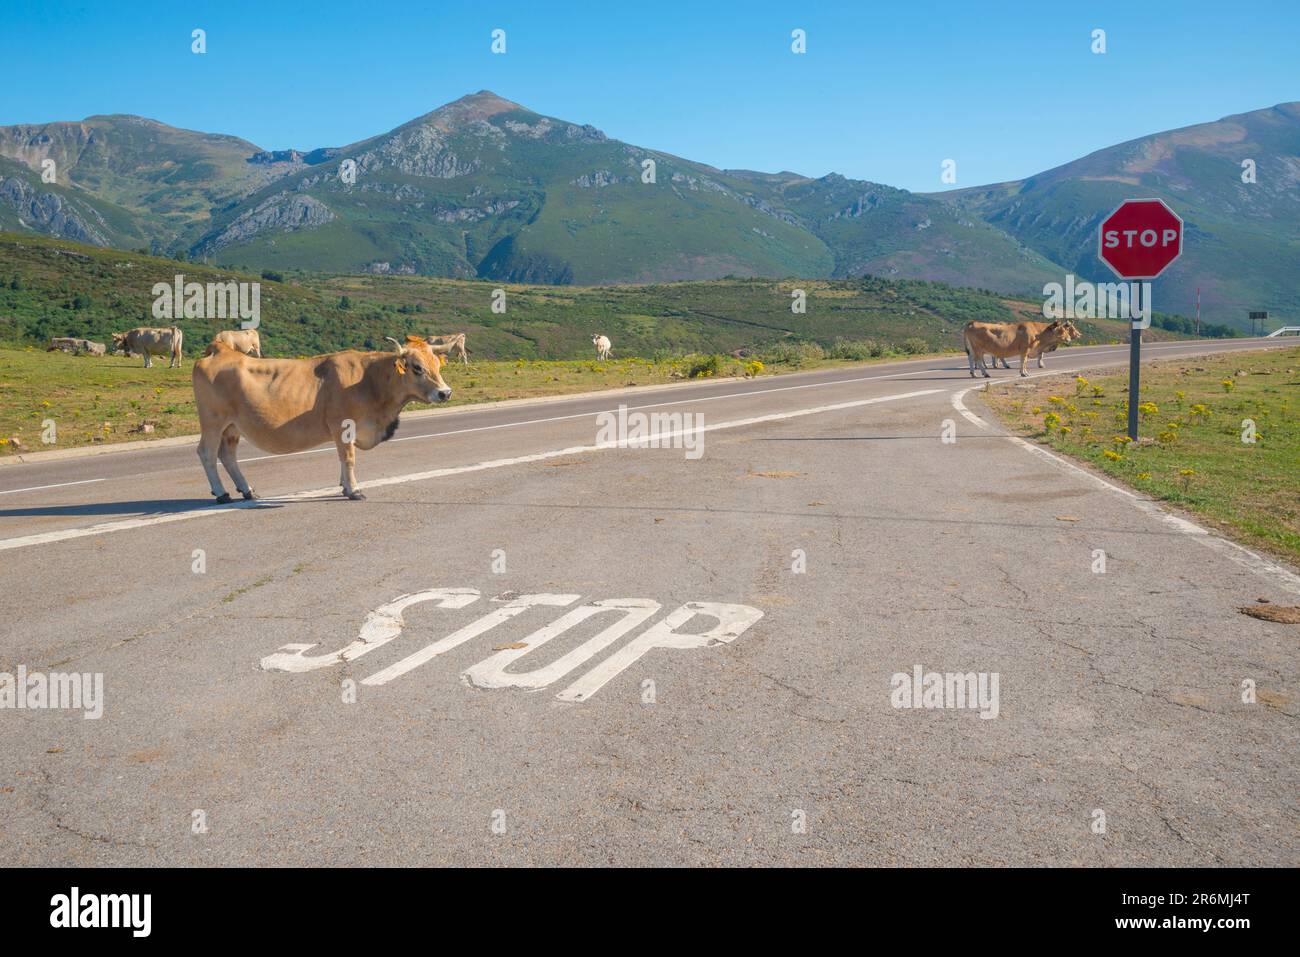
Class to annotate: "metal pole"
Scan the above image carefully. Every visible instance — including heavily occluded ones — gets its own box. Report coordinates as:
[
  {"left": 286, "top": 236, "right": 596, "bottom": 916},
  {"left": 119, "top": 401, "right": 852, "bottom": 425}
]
[
  {"left": 1127, "top": 281, "right": 1146, "bottom": 441},
  {"left": 1128, "top": 325, "right": 1141, "bottom": 441}
]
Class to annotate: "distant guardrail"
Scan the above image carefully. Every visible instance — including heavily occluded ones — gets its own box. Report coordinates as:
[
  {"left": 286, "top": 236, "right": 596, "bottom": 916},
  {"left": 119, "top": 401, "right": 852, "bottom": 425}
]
[{"left": 1266, "top": 326, "right": 1300, "bottom": 337}]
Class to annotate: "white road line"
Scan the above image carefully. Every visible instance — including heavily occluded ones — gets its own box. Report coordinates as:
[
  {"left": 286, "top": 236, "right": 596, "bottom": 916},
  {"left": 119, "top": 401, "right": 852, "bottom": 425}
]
[
  {"left": 0, "top": 388, "right": 942, "bottom": 553},
  {"left": 0, "top": 478, "right": 104, "bottom": 496},
  {"left": 951, "top": 386, "right": 1300, "bottom": 595},
  {"left": 235, "top": 340, "right": 1237, "bottom": 463},
  {"left": 237, "top": 362, "right": 972, "bottom": 463}
]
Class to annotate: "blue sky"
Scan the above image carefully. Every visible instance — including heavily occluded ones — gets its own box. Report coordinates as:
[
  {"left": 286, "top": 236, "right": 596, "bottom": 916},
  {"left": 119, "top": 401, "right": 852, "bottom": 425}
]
[{"left": 2, "top": 0, "right": 1296, "bottom": 192}]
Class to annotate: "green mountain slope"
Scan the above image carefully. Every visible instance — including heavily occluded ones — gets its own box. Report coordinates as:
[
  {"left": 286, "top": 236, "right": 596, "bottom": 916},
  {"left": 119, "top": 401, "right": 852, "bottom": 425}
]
[
  {"left": 1, "top": 95, "right": 1295, "bottom": 324},
  {"left": 936, "top": 102, "right": 1300, "bottom": 329},
  {"left": 0, "top": 114, "right": 292, "bottom": 250}
]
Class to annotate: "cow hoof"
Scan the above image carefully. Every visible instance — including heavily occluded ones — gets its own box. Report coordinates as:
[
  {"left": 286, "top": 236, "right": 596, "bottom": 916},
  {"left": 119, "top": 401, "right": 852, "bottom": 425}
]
[
  {"left": 345, "top": 490, "right": 367, "bottom": 501},
  {"left": 241, "top": 490, "right": 259, "bottom": 501},
  {"left": 214, "top": 493, "right": 233, "bottom": 504}
]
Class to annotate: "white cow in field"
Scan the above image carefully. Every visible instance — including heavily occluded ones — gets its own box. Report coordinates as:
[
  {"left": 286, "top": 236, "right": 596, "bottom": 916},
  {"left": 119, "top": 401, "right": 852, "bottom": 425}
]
[
  {"left": 112, "top": 326, "right": 184, "bottom": 368},
  {"left": 592, "top": 334, "right": 612, "bottom": 361},
  {"left": 212, "top": 328, "right": 262, "bottom": 357}
]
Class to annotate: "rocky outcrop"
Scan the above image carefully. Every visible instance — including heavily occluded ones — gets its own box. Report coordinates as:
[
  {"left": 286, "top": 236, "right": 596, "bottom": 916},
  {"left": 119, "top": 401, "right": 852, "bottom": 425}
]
[
  {"left": 196, "top": 192, "right": 334, "bottom": 252},
  {"left": 356, "top": 125, "right": 485, "bottom": 179},
  {"left": 572, "top": 170, "right": 624, "bottom": 188},
  {"left": 0, "top": 176, "right": 108, "bottom": 245}
]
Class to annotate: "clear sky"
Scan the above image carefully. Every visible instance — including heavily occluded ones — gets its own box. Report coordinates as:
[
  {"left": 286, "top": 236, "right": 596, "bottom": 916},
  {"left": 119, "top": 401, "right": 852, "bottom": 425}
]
[{"left": 3, "top": 0, "right": 1296, "bottom": 192}]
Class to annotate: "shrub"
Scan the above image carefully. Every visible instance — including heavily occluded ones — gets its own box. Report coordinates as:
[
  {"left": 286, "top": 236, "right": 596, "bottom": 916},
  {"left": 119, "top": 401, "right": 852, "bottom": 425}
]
[
  {"left": 688, "top": 354, "right": 722, "bottom": 379},
  {"left": 829, "top": 338, "right": 884, "bottom": 360},
  {"left": 762, "top": 341, "right": 826, "bottom": 367},
  {"left": 900, "top": 337, "right": 930, "bottom": 355}
]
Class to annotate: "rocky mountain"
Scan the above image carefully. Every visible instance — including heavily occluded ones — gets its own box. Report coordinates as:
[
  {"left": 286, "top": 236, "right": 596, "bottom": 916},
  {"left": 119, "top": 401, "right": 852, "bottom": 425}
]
[{"left": 1, "top": 93, "right": 1296, "bottom": 328}]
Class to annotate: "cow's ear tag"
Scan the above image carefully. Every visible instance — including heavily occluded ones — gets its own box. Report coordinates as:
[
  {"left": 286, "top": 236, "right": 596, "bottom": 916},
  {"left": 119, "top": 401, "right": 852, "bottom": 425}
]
[{"left": 395, "top": 358, "right": 406, "bottom": 375}]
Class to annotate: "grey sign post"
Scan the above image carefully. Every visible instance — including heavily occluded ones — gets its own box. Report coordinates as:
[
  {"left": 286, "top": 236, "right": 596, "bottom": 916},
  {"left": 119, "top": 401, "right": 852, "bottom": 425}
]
[{"left": 1097, "top": 199, "right": 1185, "bottom": 442}]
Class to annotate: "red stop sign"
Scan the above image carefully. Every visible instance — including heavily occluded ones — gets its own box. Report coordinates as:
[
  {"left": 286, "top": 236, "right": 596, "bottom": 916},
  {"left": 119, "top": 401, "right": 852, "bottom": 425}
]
[{"left": 1098, "top": 198, "right": 1183, "bottom": 279}]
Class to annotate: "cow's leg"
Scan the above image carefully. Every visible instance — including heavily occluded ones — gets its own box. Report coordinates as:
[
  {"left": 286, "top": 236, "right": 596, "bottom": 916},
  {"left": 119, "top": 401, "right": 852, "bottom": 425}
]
[
  {"left": 197, "top": 425, "right": 231, "bottom": 502},
  {"left": 1019, "top": 350, "right": 1029, "bottom": 377},
  {"left": 217, "top": 426, "right": 257, "bottom": 500},
  {"left": 1036, "top": 351, "right": 1046, "bottom": 369},
  {"left": 143, "top": 353, "right": 152, "bottom": 368},
  {"left": 335, "top": 439, "right": 364, "bottom": 500},
  {"left": 976, "top": 351, "right": 991, "bottom": 378}
]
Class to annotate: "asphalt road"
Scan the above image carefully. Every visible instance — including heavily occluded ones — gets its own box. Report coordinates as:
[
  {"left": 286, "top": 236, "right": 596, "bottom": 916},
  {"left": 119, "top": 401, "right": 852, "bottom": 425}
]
[{"left": 2, "top": 337, "right": 1297, "bottom": 866}]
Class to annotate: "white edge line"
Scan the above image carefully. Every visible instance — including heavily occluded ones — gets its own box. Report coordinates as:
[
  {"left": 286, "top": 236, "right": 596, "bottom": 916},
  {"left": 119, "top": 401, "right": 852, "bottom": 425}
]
[
  {"left": 951, "top": 385, "right": 1300, "bottom": 596},
  {"left": 0, "top": 478, "right": 104, "bottom": 496},
  {"left": 0, "top": 389, "right": 942, "bottom": 552}
]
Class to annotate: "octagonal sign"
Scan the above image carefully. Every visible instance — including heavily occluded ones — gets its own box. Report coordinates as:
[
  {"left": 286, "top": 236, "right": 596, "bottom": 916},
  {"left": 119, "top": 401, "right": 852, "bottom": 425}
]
[{"left": 1098, "top": 198, "right": 1183, "bottom": 279}]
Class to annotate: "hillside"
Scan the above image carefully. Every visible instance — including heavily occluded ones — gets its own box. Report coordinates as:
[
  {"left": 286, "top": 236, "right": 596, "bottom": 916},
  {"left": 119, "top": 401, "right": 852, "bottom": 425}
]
[
  {"left": 4, "top": 94, "right": 1296, "bottom": 328},
  {"left": 0, "top": 231, "right": 1182, "bottom": 362},
  {"left": 936, "top": 102, "right": 1300, "bottom": 328},
  {"left": 1, "top": 92, "right": 1064, "bottom": 297},
  {"left": 0, "top": 114, "right": 287, "bottom": 251}
]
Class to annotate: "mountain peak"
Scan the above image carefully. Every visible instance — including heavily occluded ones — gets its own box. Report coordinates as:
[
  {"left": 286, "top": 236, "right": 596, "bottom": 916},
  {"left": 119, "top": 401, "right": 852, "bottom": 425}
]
[{"left": 441, "top": 90, "right": 527, "bottom": 116}]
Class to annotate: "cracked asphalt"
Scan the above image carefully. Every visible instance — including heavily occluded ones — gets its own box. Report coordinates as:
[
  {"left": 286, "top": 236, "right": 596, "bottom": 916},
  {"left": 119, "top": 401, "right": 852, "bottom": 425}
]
[{"left": 1, "top": 338, "right": 1296, "bottom": 865}]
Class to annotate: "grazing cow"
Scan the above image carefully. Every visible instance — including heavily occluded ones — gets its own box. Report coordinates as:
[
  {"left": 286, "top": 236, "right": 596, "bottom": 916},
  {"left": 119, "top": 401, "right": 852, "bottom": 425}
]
[
  {"left": 963, "top": 320, "right": 1080, "bottom": 378},
  {"left": 592, "top": 333, "right": 612, "bottom": 360},
  {"left": 423, "top": 332, "right": 468, "bottom": 365},
  {"left": 212, "top": 328, "right": 262, "bottom": 357},
  {"left": 47, "top": 337, "right": 107, "bottom": 356},
  {"left": 112, "top": 326, "right": 184, "bottom": 368},
  {"left": 191, "top": 336, "right": 454, "bottom": 502}
]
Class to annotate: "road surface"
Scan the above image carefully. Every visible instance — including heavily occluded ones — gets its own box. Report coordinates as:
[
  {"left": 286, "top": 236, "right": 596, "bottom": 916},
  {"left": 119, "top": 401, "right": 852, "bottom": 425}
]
[{"left": 2, "top": 338, "right": 1297, "bottom": 866}]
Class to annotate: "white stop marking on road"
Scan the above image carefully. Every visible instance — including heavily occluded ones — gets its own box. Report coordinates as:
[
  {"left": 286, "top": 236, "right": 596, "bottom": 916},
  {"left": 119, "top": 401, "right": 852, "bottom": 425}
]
[{"left": 259, "top": 588, "right": 763, "bottom": 701}]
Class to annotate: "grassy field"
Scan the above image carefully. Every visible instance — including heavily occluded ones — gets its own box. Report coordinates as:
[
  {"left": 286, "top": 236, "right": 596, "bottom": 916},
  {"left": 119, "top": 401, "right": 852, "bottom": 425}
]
[
  {"left": 983, "top": 346, "right": 1300, "bottom": 564},
  {"left": 1, "top": 231, "right": 1211, "bottom": 364},
  {"left": 0, "top": 345, "right": 885, "bottom": 456}
]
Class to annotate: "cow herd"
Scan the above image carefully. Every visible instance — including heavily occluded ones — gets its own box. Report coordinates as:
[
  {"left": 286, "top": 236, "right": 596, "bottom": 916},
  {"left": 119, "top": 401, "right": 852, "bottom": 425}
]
[
  {"left": 44, "top": 320, "right": 1080, "bottom": 502},
  {"left": 962, "top": 319, "right": 1081, "bottom": 378}
]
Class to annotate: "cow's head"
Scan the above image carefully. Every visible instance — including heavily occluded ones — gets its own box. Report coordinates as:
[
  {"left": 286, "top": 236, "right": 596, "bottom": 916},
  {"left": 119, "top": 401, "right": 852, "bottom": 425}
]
[
  {"left": 1043, "top": 320, "right": 1080, "bottom": 347},
  {"left": 592, "top": 333, "right": 602, "bottom": 345},
  {"left": 111, "top": 332, "right": 129, "bottom": 355},
  {"left": 387, "top": 336, "right": 452, "bottom": 403}
]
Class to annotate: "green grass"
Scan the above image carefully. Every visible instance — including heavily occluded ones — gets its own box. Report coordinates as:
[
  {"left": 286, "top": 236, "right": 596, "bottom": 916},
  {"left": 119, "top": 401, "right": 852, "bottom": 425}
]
[
  {"left": 0, "top": 230, "right": 1053, "bottom": 361},
  {"left": 984, "top": 347, "right": 1300, "bottom": 564}
]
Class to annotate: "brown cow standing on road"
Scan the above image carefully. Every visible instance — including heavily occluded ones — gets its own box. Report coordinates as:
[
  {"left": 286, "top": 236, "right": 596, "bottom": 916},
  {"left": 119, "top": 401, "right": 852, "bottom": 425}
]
[
  {"left": 963, "top": 320, "right": 1080, "bottom": 378},
  {"left": 191, "top": 335, "right": 454, "bottom": 502}
]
